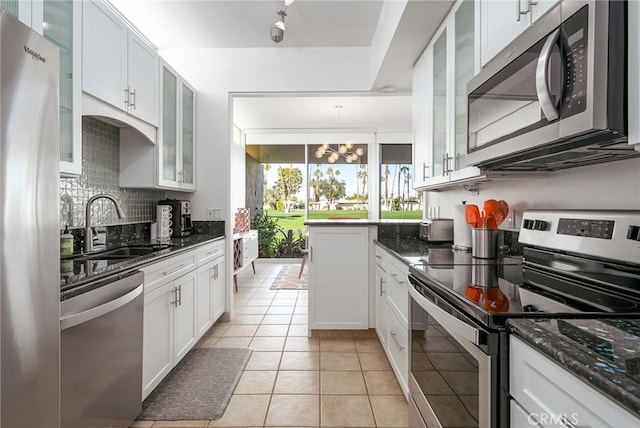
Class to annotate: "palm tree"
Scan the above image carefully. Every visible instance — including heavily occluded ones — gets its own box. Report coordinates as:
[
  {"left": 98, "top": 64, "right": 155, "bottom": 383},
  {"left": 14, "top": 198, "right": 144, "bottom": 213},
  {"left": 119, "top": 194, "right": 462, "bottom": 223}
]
[
  {"left": 383, "top": 165, "right": 390, "bottom": 209},
  {"left": 356, "top": 164, "right": 367, "bottom": 208},
  {"left": 311, "top": 165, "right": 323, "bottom": 203},
  {"left": 399, "top": 165, "right": 410, "bottom": 210}
]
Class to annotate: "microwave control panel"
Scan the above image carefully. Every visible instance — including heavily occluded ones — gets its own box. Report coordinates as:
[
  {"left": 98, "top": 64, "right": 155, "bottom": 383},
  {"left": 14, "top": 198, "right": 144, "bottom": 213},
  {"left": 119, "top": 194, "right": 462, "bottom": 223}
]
[{"left": 560, "top": 5, "right": 588, "bottom": 119}]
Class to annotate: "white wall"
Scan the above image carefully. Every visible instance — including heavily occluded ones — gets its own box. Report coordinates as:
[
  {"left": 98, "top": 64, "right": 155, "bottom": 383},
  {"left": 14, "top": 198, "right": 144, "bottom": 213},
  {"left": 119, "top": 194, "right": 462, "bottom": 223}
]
[
  {"left": 161, "top": 46, "right": 372, "bottom": 222},
  {"left": 424, "top": 158, "right": 640, "bottom": 227},
  {"left": 369, "top": 0, "right": 407, "bottom": 85}
]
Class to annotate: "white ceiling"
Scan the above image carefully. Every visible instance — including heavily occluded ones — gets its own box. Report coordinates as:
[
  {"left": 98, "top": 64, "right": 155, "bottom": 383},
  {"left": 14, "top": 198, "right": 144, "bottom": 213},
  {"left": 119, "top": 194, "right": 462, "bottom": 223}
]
[
  {"left": 233, "top": 94, "right": 412, "bottom": 130},
  {"left": 107, "top": 0, "right": 453, "bottom": 131},
  {"left": 108, "top": 0, "right": 385, "bottom": 48}
]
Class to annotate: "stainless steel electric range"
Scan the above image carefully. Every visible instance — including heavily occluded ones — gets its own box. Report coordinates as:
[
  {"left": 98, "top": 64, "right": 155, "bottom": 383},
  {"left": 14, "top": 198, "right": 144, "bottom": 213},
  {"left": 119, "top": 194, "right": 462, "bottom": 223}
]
[{"left": 407, "top": 210, "right": 640, "bottom": 428}]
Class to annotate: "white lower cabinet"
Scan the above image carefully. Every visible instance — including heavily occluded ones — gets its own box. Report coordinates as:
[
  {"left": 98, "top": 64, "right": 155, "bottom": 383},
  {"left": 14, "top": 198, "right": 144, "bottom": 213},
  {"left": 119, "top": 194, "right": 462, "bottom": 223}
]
[
  {"left": 172, "top": 271, "right": 197, "bottom": 363},
  {"left": 196, "top": 255, "right": 225, "bottom": 338},
  {"left": 142, "top": 270, "right": 196, "bottom": 399},
  {"left": 308, "top": 226, "right": 369, "bottom": 329},
  {"left": 212, "top": 257, "right": 226, "bottom": 321},
  {"left": 142, "top": 281, "right": 174, "bottom": 399},
  {"left": 510, "top": 335, "right": 639, "bottom": 427},
  {"left": 142, "top": 239, "right": 226, "bottom": 399},
  {"left": 374, "top": 263, "right": 389, "bottom": 348},
  {"left": 374, "top": 244, "right": 409, "bottom": 396},
  {"left": 386, "top": 307, "right": 409, "bottom": 394}
]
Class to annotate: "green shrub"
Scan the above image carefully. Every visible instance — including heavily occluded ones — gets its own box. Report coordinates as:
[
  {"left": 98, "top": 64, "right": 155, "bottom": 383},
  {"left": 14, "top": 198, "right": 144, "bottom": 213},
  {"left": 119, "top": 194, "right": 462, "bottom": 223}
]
[{"left": 251, "top": 209, "right": 280, "bottom": 258}]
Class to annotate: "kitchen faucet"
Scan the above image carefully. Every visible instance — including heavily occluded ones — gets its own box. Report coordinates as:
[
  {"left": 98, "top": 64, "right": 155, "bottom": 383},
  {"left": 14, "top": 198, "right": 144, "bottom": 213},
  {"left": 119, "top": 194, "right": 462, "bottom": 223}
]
[{"left": 84, "top": 194, "right": 126, "bottom": 253}]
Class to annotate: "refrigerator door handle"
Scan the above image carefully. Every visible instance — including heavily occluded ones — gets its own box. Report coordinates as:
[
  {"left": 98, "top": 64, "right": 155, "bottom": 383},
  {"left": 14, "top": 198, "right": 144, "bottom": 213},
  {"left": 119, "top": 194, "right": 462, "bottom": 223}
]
[{"left": 60, "top": 283, "right": 143, "bottom": 330}]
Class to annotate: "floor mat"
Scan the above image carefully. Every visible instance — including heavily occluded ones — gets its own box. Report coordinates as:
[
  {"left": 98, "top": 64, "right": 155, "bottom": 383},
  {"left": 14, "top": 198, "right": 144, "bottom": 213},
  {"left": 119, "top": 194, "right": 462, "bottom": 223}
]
[
  {"left": 269, "top": 263, "right": 308, "bottom": 290},
  {"left": 138, "top": 347, "right": 252, "bottom": 420}
]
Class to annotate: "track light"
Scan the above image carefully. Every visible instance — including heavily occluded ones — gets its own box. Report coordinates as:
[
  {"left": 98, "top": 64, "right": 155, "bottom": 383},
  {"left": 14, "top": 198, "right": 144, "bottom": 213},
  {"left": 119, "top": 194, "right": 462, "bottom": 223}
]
[
  {"left": 270, "top": 1, "right": 294, "bottom": 43},
  {"left": 274, "top": 10, "right": 286, "bottom": 31}
]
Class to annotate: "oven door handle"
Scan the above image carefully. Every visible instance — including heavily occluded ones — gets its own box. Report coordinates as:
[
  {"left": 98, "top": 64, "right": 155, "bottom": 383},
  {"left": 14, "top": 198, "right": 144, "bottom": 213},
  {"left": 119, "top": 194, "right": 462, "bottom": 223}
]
[
  {"left": 408, "top": 285, "right": 485, "bottom": 346},
  {"left": 536, "top": 28, "right": 562, "bottom": 121}
]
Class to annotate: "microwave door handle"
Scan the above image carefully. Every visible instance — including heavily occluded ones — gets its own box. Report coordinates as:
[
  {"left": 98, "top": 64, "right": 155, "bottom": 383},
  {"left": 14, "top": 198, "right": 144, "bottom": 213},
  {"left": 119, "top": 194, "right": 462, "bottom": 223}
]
[{"left": 536, "top": 28, "right": 561, "bottom": 121}]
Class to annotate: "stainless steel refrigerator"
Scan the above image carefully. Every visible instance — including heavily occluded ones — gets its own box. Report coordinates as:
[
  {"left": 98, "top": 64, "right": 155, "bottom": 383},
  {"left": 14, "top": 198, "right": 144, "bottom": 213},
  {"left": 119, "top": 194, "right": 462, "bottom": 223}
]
[{"left": 1, "top": 12, "right": 60, "bottom": 427}]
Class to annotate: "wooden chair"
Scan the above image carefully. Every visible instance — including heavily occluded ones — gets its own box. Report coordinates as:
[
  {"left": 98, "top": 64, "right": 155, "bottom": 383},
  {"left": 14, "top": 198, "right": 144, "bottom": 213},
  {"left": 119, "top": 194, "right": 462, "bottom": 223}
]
[{"left": 297, "top": 229, "right": 309, "bottom": 279}]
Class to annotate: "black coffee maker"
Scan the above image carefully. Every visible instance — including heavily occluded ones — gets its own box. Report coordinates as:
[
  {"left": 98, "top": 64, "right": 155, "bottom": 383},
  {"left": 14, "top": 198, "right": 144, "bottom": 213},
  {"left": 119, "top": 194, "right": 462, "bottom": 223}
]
[{"left": 157, "top": 199, "right": 192, "bottom": 237}]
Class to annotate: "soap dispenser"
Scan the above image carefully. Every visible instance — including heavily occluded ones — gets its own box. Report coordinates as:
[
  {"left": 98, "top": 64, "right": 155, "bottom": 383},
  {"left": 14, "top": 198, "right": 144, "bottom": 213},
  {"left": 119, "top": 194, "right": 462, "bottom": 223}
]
[{"left": 60, "top": 225, "right": 74, "bottom": 256}]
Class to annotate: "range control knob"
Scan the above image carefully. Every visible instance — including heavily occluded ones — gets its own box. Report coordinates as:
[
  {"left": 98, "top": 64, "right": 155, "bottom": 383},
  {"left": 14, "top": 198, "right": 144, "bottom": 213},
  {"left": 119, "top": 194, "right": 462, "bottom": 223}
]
[
  {"left": 523, "top": 219, "right": 535, "bottom": 230},
  {"left": 533, "top": 220, "right": 548, "bottom": 231},
  {"left": 627, "top": 225, "right": 640, "bottom": 241}
]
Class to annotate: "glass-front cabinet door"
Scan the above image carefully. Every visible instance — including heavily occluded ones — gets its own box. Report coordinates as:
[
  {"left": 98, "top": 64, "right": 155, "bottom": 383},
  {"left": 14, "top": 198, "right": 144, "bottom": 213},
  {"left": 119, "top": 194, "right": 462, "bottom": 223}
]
[
  {"left": 160, "top": 65, "right": 178, "bottom": 186},
  {"left": 4, "top": 0, "right": 81, "bottom": 175},
  {"left": 159, "top": 60, "right": 196, "bottom": 191},
  {"left": 180, "top": 83, "right": 195, "bottom": 190},
  {"left": 44, "top": 0, "right": 81, "bottom": 176},
  {"left": 412, "top": 0, "right": 480, "bottom": 191},
  {"left": 453, "top": 0, "right": 474, "bottom": 171},
  {"left": 449, "top": 0, "right": 481, "bottom": 182},
  {"left": 430, "top": 29, "right": 448, "bottom": 180}
]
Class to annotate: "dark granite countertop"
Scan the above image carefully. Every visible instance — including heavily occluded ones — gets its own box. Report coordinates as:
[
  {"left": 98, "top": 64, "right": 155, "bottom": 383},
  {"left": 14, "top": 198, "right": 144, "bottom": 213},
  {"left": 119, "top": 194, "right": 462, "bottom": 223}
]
[
  {"left": 60, "top": 233, "right": 225, "bottom": 298},
  {"left": 375, "top": 237, "right": 458, "bottom": 267},
  {"left": 508, "top": 318, "right": 640, "bottom": 418}
]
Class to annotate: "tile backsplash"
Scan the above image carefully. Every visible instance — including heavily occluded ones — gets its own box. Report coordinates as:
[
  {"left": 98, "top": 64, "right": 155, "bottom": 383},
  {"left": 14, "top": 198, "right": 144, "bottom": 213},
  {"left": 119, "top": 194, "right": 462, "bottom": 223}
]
[{"left": 60, "top": 117, "right": 165, "bottom": 229}]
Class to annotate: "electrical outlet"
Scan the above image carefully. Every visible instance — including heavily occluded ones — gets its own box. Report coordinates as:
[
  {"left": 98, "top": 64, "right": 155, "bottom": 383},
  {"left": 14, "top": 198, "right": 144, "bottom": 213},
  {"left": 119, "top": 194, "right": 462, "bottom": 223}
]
[{"left": 206, "top": 208, "right": 223, "bottom": 220}]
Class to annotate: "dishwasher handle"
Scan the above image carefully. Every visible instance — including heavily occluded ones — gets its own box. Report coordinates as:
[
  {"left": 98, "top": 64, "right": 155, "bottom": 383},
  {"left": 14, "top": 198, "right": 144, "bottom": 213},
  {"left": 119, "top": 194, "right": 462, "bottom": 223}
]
[{"left": 60, "top": 283, "right": 143, "bottom": 330}]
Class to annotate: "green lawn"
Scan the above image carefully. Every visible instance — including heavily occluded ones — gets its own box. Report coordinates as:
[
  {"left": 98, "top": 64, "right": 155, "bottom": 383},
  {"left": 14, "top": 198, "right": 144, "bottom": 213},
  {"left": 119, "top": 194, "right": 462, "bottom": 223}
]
[{"left": 265, "top": 209, "right": 422, "bottom": 234}]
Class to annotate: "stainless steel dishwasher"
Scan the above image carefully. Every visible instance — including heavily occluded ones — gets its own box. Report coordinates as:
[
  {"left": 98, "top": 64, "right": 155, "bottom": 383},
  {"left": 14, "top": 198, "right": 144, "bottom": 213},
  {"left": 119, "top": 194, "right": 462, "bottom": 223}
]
[{"left": 61, "top": 270, "right": 144, "bottom": 428}]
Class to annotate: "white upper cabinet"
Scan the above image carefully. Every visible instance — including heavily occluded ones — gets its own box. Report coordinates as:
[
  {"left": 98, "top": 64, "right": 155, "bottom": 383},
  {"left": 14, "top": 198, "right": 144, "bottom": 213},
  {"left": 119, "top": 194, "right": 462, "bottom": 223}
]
[
  {"left": 480, "top": 0, "right": 560, "bottom": 67},
  {"left": 82, "top": 0, "right": 127, "bottom": 109},
  {"left": 82, "top": 0, "right": 159, "bottom": 133},
  {"left": 119, "top": 60, "right": 196, "bottom": 191},
  {"left": 412, "top": 0, "right": 481, "bottom": 191},
  {"left": 158, "top": 61, "right": 196, "bottom": 191},
  {"left": 126, "top": 31, "right": 159, "bottom": 126},
  {"left": 0, "top": 0, "right": 44, "bottom": 33},
  {"left": 43, "top": 0, "right": 82, "bottom": 176},
  {"left": 630, "top": 0, "right": 640, "bottom": 147},
  {"left": 412, "top": 42, "right": 432, "bottom": 189},
  {"left": 2, "top": 0, "right": 82, "bottom": 175}
]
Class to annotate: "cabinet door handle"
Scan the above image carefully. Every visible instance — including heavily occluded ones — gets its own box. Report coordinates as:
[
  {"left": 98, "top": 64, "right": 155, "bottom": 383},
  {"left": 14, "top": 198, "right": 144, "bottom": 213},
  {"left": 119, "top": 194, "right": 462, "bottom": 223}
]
[
  {"left": 380, "top": 278, "right": 386, "bottom": 296},
  {"left": 163, "top": 264, "right": 186, "bottom": 276},
  {"left": 129, "top": 88, "right": 136, "bottom": 109},
  {"left": 390, "top": 273, "right": 406, "bottom": 285},
  {"left": 390, "top": 332, "right": 405, "bottom": 351},
  {"left": 422, "top": 162, "right": 430, "bottom": 180},
  {"left": 124, "top": 86, "right": 131, "bottom": 106},
  {"left": 516, "top": 0, "right": 536, "bottom": 21},
  {"left": 171, "top": 287, "right": 179, "bottom": 307},
  {"left": 375, "top": 254, "right": 383, "bottom": 260},
  {"left": 177, "top": 285, "right": 182, "bottom": 306},
  {"left": 309, "top": 246, "right": 313, "bottom": 262}
]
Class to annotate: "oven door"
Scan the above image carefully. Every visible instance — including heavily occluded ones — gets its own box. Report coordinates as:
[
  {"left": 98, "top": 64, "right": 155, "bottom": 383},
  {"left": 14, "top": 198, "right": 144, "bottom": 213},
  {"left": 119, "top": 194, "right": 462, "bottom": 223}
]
[{"left": 408, "top": 275, "right": 498, "bottom": 428}]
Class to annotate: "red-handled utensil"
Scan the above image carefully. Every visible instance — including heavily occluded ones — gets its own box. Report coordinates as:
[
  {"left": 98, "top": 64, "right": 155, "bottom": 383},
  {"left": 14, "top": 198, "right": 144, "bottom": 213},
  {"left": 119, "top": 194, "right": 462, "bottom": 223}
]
[
  {"left": 482, "top": 199, "right": 498, "bottom": 229},
  {"left": 465, "top": 204, "right": 481, "bottom": 228},
  {"left": 494, "top": 200, "right": 509, "bottom": 226}
]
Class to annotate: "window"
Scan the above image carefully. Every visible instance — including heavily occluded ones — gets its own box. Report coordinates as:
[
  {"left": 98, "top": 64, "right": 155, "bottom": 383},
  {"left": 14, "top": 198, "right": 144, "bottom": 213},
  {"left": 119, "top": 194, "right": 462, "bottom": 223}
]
[
  {"left": 380, "top": 144, "right": 421, "bottom": 219},
  {"left": 307, "top": 143, "right": 369, "bottom": 219}
]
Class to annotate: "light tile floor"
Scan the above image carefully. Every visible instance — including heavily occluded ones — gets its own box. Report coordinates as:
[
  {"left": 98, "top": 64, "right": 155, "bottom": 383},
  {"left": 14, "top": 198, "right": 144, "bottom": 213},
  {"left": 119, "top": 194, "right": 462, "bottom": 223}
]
[{"left": 131, "top": 261, "right": 409, "bottom": 428}]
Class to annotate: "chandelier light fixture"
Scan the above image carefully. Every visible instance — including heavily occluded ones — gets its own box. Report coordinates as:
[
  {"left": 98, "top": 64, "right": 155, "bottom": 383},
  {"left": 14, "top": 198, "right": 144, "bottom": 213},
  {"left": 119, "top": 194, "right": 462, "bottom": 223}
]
[
  {"left": 270, "top": 0, "right": 295, "bottom": 43},
  {"left": 315, "top": 142, "right": 365, "bottom": 164}
]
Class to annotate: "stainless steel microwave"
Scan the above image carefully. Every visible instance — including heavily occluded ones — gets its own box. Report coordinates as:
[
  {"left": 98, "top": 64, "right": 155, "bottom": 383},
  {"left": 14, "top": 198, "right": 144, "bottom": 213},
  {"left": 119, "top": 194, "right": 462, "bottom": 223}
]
[{"left": 466, "top": 0, "right": 638, "bottom": 171}]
